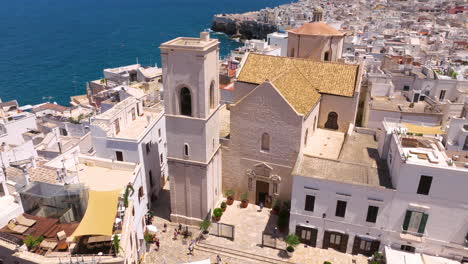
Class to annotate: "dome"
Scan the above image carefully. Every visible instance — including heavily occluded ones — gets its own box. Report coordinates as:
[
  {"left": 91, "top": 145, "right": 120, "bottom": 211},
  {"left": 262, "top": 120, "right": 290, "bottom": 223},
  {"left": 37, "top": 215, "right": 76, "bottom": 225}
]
[{"left": 288, "top": 22, "right": 344, "bottom": 36}]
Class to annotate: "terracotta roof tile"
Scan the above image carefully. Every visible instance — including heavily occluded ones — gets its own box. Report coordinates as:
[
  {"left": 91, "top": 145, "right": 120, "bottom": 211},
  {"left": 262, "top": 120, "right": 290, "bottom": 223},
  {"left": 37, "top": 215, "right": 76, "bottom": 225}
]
[{"left": 237, "top": 53, "right": 359, "bottom": 110}]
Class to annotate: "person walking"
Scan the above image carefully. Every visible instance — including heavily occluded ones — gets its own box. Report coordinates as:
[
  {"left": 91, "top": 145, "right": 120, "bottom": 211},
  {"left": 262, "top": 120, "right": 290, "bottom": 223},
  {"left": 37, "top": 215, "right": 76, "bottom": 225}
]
[
  {"left": 216, "top": 254, "right": 222, "bottom": 264},
  {"left": 187, "top": 242, "right": 194, "bottom": 255},
  {"left": 155, "top": 238, "right": 160, "bottom": 251},
  {"left": 163, "top": 223, "right": 167, "bottom": 232},
  {"left": 173, "top": 229, "right": 178, "bottom": 240},
  {"left": 178, "top": 223, "right": 182, "bottom": 232}
]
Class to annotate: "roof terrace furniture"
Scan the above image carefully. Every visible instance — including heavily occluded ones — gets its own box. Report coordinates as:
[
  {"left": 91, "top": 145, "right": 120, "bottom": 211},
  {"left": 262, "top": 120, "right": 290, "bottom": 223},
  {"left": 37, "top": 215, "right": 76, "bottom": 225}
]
[
  {"left": 57, "top": 230, "right": 67, "bottom": 241},
  {"left": 39, "top": 240, "right": 58, "bottom": 250},
  {"left": 7, "top": 222, "right": 29, "bottom": 234},
  {"left": 16, "top": 215, "right": 37, "bottom": 227}
]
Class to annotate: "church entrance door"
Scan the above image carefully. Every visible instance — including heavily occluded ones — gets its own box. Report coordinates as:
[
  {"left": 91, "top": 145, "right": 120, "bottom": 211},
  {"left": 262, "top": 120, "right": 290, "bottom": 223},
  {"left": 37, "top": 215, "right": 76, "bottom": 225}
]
[{"left": 256, "top": 181, "right": 269, "bottom": 206}]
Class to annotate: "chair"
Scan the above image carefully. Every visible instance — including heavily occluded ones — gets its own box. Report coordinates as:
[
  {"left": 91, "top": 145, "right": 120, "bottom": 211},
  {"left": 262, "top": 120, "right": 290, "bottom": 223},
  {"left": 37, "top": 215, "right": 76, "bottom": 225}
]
[
  {"left": 7, "top": 222, "right": 28, "bottom": 234},
  {"left": 16, "top": 215, "right": 36, "bottom": 227}
]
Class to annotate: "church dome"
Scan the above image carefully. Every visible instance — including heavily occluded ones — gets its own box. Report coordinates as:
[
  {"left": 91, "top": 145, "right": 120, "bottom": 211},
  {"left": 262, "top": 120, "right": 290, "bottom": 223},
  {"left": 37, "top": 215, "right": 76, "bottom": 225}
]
[{"left": 288, "top": 22, "right": 344, "bottom": 36}]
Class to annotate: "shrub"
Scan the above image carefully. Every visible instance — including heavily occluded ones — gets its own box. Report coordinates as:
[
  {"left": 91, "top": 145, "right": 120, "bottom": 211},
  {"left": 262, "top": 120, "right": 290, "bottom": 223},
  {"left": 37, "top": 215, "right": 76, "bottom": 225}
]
[
  {"left": 199, "top": 220, "right": 211, "bottom": 232},
  {"left": 273, "top": 199, "right": 281, "bottom": 211},
  {"left": 240, "top": 193, "right": 248, "bottom": 202},
  {"left": 112, "top": 235, "right": 121, "bottom": 255},
  {"left": 213, "top": 208, "right": 223, "bottom": 218},
  {"left": 277, "top": 209, "right": 289, "bottom": 230},
  {"left": 220, "top": 201, "right": 227, "bottom": 208},
  {"left": 285, "top": 234, "right": 300, "bottom": 248},
  {"left": 23, "top": 235, "right": 43, "bottom": 250},
  {"left": 324, "top": 262, "right": 332, "bottom": 264},
  {"left": 225, "top": 190, "right": 235, "bottom": 198},
  {"left": 144, "top": 231, "right": 152, "bottom": 244}
]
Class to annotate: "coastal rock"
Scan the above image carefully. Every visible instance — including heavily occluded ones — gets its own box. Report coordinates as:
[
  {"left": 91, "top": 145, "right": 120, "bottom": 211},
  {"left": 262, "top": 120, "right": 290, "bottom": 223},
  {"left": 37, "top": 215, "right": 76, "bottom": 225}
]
[{"left": 211, "top": 15, "right": 278, "bottom": 40}]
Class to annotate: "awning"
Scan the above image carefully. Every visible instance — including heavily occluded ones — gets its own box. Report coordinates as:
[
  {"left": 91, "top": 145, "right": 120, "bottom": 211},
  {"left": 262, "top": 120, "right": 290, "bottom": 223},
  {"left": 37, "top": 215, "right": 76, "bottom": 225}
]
[
  {"left": 71, "top": 189, "right": 121, "bottom": 238},
  {"left": 385, "top": 246, "right": 423, "bottom": 264},
  {"left": 403, "top": 123, "right": 445, "bottom": 135}
]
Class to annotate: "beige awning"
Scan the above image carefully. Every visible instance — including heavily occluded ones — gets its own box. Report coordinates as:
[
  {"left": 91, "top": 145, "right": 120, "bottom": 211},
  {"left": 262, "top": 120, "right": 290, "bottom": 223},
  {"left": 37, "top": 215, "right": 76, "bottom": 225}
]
[
  {"left": 403, "top": 123, "right": 445, "bottom": 135},
  {"left": 71, "top": 189, "right": 121, "bottom": 238}
]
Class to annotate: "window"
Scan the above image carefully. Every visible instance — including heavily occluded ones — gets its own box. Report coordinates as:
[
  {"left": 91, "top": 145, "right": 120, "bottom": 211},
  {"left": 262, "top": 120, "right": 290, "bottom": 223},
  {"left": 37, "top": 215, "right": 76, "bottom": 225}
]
[
  {"left": 180, "top": 87, "right": 192, "bottom": 116},
  {"left": 464, "top": 136, "right": 468, "bottom": 151},
  {"left": 417, "top": 175, "right": 432, "bottom": 195},
  {"left": 335, "top": 200, "right": 347, "bottom": 217},
  {"left": 149, "top": 170, "right": 153, "bottom": 188},
  {"left": 324, "top": 51, "right": 330, "bottom": 61},
  {"left": 138, "top": 187, "right": 144, "bottom": 203},
  {"left": 366, "top": 206, "right": 379, "bottom": 223},
  {"left": 209, "top": 81, "right": 215, "bottom": 109},
  {"left": 131, "top": 108, "right": 136, "bottom": 120},
  {"left": 114, "top": 120, "right": 120, "bottom": 134},
  {"left": 261, "top": 133, "right": 270, "bottom": 152},
  {"left": 360, "top": 240, "right": 371, "bottom": 251},
  {"left": 60, "top": 128, "right": 68, "bottom": 136},
  {"left": 305, "top": 195, "right": 315, "bottom": 212},
  {"left": 400, "top": 245, "right": 416, "bottom": 253},
  {"left": 158, "top": 128, "right": 161, "bottom": 139},
  {"left": 160, "top": 153, "right": 164, "bottom": 165},
  {"left": 388, "top": 150, "right": 393, "bottom": 164},
  {"left": 273, "top": 183, "right": 278, "bottom": 195},
  {"left": 115, "top": 151, "right": 124, "bottom": 161},
  {"left": 330, "top": 233, "right": 341, "bottom": 245},
  {"left": 146, "top": 143, "right": 151, "bottom": 154},
  {"left": 184, "top": 144, "right": 189, "bottom": 156},
  {"left": 439, "top": 90, "right": 446, "bottom": 101},
  {"left": 403, "top": 85, "right": 410, "bottom": 91},
  {"left": 402, "top": 210, "right": 428, "bottom": 234},
  {"left": 304, "top": 129, "right": 309, "bottom": 146}
]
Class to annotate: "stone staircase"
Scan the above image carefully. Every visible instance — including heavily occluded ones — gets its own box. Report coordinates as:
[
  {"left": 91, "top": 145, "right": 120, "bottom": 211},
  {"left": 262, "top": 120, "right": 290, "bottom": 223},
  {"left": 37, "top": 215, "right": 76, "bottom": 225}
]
[{"left": 195, "top": 241, "right": 295, "bottom": 264}]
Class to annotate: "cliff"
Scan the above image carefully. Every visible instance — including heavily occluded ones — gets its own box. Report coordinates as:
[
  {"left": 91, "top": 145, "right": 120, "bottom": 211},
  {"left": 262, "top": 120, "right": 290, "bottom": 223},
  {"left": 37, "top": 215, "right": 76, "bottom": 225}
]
[{"left": 211, "top": 15, "right": 278, "bottom": 40}]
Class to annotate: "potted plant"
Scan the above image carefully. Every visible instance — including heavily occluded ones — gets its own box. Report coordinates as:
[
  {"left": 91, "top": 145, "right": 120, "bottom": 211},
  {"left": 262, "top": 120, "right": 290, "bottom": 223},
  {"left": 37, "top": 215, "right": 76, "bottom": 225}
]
[
  {"left": 220, "top": 201, "right": 227, "bottom": 212},
  {"left": 144, "top": 231, "right": 152, "bottom": 246},
  {"left": 23, "top": 235, "right": 44, "bottom": 251},
  {"left": 272, "top": 199, "right": 281, "bottom": 215},
  {"left": 226, "top": 190, "right": 235, "bottom": 205},
  {"left": 285, "top": 234, "right": 300, "bottom": 257},
  {"left": 199, "top": 220, "right": 211, "bottom": 239},
  {"left": 213, "top": 208, "right": 223, "bottom": 221},
  {"left": 240, "top": 193, "right": 249, "bottom": 208}
]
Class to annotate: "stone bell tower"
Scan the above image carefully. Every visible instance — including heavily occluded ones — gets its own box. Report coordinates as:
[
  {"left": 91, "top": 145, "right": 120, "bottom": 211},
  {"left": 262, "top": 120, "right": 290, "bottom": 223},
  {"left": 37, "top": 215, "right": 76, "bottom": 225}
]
[{"left": 160, "top": 32, "right": 222, "bottom": 224}]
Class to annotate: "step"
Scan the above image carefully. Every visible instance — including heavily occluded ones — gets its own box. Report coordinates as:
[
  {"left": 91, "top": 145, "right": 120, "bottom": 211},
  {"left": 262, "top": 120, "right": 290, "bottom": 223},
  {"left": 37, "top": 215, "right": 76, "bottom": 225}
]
[
  {"left": 196, "top": 241, "right": 295, "bottom": 264},
  {"left": 195, "top": 245, "right": 263, "bottom": 264}
]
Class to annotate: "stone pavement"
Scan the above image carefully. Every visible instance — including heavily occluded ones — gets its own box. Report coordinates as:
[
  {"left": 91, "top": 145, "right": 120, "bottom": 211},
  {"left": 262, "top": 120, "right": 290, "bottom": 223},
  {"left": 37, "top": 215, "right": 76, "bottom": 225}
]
[
  {"left": 147, "top": 183, "right": 368, "bottom": 264},
  {"left": 201, "top": 201, "right": 368, "bottom": 264}
]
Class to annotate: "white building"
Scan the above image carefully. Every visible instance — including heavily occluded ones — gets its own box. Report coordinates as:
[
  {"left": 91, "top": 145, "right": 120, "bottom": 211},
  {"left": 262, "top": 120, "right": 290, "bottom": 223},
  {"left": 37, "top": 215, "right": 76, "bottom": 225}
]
[
  {"left": 290, "top": 118, "right": 468, "bottom": 261},
  {"left": 267, "top": 32, "right": 288, "bottom": 56},
  {"left": 90, "top": 95, "right": 167, "bottom": 206}
]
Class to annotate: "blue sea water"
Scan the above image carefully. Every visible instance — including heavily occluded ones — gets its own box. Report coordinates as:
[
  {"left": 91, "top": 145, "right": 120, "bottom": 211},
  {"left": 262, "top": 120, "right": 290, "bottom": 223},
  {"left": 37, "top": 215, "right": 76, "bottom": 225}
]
[{"left": 0, "top": 0, "right": 290, "bottom": 106}]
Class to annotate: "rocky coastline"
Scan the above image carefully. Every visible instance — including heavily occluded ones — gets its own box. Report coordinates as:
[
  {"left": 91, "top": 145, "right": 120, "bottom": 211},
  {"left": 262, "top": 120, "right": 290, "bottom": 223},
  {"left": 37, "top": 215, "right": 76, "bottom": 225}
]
[{"left": 211, "top": 14, "right": 278, "bottom": 40}]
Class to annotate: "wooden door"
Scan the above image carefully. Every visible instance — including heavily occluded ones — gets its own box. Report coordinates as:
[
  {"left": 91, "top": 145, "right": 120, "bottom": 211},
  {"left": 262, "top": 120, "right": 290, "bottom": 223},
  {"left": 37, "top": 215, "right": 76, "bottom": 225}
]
[
  {"left": 295, "top": 226, "right": 317, "bottom": 247},
  {"left": 323, "top": 231, "right": 348, "bottom": 253}
]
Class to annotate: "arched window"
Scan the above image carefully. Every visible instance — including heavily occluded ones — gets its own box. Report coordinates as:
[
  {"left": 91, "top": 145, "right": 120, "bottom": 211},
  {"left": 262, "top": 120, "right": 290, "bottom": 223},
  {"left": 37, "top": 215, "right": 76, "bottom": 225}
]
[
  {"left": 325, "top": 112, "right": 339, "bottom": 130},
  {"left": 210, "top": 81, "right": 215, "bottom": 109},
  {"left": 261, "top": 133, "right": 270, "bottom": 152},
  {"left": 304, "top": 129, "right": 309, "bottom": 146},
  {"left": 324, "top": 51, "right": 330, "bottom": 61},
  {"left": 180, "top": 87, "right": 192, "bottom": 116},
  {"left": 184, "top": 143, "right": 189, "bottom": 156}
]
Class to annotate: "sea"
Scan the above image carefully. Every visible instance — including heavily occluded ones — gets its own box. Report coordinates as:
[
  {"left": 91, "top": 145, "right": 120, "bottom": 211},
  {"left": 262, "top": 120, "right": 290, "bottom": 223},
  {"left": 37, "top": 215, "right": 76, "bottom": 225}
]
[{"left": 0, "top": 0, "right": 291, "bottom": 106}]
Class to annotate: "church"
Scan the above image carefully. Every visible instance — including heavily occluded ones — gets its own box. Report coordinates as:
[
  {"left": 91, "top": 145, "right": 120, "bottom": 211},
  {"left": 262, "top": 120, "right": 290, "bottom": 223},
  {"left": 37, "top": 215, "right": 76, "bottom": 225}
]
[{"left": 160, "top": 22, "right": 363, "bottom": 224}]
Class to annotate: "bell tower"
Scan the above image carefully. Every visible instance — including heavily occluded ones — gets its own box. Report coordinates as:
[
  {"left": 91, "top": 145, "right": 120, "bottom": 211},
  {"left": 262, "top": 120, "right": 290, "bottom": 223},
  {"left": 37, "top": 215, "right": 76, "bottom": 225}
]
[{"left": 160, "top": 32, "right": 222, "bottom": 224}]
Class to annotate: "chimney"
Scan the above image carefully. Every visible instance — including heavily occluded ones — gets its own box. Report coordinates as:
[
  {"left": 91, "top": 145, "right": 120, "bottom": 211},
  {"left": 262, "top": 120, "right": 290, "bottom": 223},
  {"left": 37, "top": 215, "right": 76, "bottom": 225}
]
[{"left": 200, "top": 32, "right": 210, "bottom": 42}]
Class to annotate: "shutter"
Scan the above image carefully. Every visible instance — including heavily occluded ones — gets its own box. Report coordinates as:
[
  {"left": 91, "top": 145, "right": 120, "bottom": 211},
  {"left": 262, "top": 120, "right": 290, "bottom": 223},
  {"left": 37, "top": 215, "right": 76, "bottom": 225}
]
[
  {"left": 323, "top": 231, "right": 331, "bottom": 249},
  {"left": 370, "top": 240, "right": 381, "bottom": 256},
  {"left": 295, "top": 225, "right": 303, "bottom": 242},
  {"left": 418, "top": 213, "right": 428, "bottom": 234},
  {"left": 340, "top": 234, "right": 349, "bottom": 253},
  {"left": 402, "top": 210, "right": 412, "bottom": 231},
  {"left": 310, "top": 228, "right": 318, "bottom": 247},
  {"left": 352, "top": 236, "right": 361, "bottom": 255}
]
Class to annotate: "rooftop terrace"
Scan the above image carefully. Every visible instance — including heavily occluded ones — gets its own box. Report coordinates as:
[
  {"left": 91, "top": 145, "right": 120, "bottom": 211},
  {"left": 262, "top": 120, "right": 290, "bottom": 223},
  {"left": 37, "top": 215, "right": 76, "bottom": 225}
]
[{"left": 296, "top": 132, "right": 393, "bottom": 189}]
